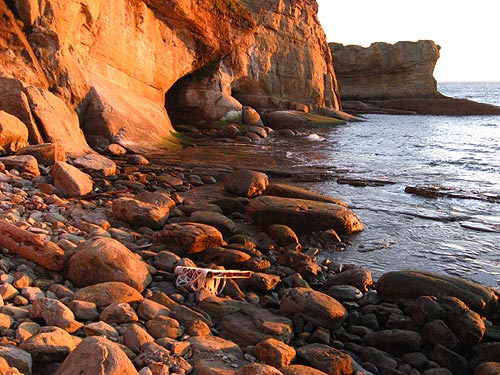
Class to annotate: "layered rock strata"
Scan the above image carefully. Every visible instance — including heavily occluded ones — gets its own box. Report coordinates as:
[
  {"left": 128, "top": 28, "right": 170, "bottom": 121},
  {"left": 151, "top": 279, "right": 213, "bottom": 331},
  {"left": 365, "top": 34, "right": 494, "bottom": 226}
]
[{"left": 0, "top": 0, "right": 340, "bottom": 152}]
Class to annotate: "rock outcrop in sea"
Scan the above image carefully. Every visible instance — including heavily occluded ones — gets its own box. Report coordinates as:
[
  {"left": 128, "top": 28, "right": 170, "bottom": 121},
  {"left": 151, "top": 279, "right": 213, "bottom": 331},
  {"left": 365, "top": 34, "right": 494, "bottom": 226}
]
[{"left": 330, "top": 40, "right": 500, "bottom": 115}]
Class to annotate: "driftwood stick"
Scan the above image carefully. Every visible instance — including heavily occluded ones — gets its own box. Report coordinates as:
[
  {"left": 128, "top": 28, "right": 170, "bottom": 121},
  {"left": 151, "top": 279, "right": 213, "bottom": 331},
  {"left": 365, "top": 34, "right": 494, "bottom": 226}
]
[{"left": 0, "top": 219, "right": 65, "bottom": 271}]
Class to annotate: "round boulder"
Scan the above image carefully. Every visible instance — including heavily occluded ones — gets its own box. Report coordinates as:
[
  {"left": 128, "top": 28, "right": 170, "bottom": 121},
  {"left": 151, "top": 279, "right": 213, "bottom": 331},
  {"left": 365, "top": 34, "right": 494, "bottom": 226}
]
[
  {"left": 224, "top": 170, "right": 269, "bottom": 198},
  {"left": 67, "top": 237, "right": 151, "bottom": 292}
]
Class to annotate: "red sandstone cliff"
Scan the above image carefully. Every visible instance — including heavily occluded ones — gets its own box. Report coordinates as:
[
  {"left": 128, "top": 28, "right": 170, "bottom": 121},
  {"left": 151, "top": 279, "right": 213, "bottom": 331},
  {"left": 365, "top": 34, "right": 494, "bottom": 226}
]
[{"left": 0, "top": 0, "right": 339, "bottom": 152}]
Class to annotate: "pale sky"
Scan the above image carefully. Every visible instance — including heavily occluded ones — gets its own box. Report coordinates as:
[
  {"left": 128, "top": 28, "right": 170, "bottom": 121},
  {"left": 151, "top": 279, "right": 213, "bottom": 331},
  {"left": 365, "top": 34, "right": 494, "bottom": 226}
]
[{"left": 317, "top": 0, "right": 500, "bottom": 82}]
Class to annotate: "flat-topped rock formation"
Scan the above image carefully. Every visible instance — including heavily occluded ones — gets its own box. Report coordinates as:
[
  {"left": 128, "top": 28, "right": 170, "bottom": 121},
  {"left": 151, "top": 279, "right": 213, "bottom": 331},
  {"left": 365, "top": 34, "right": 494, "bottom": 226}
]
[
  {"left": 331, "top": 40, "right": 500, "bottom": 115},
  {"left": 331, "top": 40, "right": 441, "bottom": 100}
]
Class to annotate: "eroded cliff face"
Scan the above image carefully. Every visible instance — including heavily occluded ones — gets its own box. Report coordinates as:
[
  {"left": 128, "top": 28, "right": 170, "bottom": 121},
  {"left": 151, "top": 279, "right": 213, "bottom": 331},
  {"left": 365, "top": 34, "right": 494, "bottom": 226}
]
[
  {"left": 330, "top": 40, "right": 441, "bottom": 100},
  {"left": 0, "top": 0, "right": 339, "bottom": 152}
]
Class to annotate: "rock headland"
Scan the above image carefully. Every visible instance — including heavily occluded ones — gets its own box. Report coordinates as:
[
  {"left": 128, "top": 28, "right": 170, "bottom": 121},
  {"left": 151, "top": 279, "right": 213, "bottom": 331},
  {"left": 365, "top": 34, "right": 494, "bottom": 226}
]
[{"left": 331, "top": 40, "right": 500, "bottom": 115}]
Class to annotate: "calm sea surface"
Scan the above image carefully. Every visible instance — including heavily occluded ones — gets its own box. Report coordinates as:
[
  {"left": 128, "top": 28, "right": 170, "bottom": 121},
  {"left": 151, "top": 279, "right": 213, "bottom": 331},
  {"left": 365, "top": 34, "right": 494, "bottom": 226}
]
[
  {"left": 279, "top": 82, "right": 500, "bottom": 287},
  {"left": 161, "top": 82, "right": 500, "bottom": 287}
]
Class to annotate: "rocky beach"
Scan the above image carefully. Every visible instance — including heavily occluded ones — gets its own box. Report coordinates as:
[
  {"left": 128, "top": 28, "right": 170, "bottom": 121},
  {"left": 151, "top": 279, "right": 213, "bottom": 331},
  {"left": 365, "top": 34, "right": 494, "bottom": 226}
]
[{"left": 1, "top": 0, "right": 500, "bottom": 374}]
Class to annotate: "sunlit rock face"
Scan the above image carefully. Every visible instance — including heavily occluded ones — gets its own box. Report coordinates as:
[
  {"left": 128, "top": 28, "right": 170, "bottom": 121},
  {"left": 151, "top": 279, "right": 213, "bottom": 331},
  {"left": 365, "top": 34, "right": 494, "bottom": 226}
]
[
  {"left": 330, "top": 40, "right": 441, "bottom": 100},
  {"left": 0, "top": 0, "right": 339, "bottom": 150}
]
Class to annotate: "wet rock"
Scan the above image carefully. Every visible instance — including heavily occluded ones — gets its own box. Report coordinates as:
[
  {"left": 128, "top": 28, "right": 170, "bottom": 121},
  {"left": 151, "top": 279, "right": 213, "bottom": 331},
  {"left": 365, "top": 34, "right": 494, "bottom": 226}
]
[
  {"left": 50, "top": 161, "right": 93, "bottom": 197},
  {"left": 326, "top": 285, "right": 363, "bottom": 302},
  {"left": 55, "top": 336, "right": 139, "bottom": 375},
  {"left": 99, "top": 302, "right": 139, "bottom": 324},
  {"left": 30, "top": 297, "right": 83, "bottom": 333},
  {"left": 224, "top": 170, "right": 269, "bottom": 198},
  {"left": 146, "top": 316, "right": 184, "bottom": 339},
  {"left": 280, "top": 365, "right": 329, "bottom": 375},
  {"left": 248, "top": 196, "right": 364, "bottom": 235},
  {"left": 112, "top": 191, "right": 175, "bottom": 229},
  {"left": 297, "top": 343, "right": 354, "bottom": 375},
  {"left": 255, "top": 338, "right": 296, "bottom": 368},
  {"left": 0, "top": 155, "right": 39, "bottom": 176},
  {"left": 72, "top": 153, "right": 116, "bottom": 176},
  {"left": 363, "top": 329, "right": 422, "bottom": 356},
  {"left": 265, "top": 183, "right": 348, "bottom": 207},
  {"left": 0, "top": 110, "right": 28, "bottom": 152},
  {"left": 188, "top": 210, "right": 236, "bottom": 237},
  {"left": 432, "top": 343, "right": 469, "bottom": 375},
  {"left": 0, "top": 346, "right": 32, "bottom": 375},
  {"left": 153, "top": 222, "right": 225, "bottom": 256},
  {"left": 267, "top": 224, "right": 301, "bottom": 250},
  {"left": 262, "top": 111, "right": 345, "bottom": 130},
  {"left": 376, "top": 271, "right": 500, "bottom": 319},
  {"left": 73, "top": 281, "right": 144, "bottom": 308},
  {"left": 19, "top": 326, "right": 77, "bottom": 363},
  {"left": 280, "top": 287, "right": 347, "bottom": 330},
  {"left": 67, "top": 237, "right": 151, "bottom": 292}
]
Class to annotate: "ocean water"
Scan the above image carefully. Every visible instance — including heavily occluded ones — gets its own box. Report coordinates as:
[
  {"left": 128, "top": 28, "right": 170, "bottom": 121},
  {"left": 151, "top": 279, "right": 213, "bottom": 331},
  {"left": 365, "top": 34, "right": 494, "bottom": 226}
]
[{"left": 281, "top": 81, "right": 500, "bottom": 286}]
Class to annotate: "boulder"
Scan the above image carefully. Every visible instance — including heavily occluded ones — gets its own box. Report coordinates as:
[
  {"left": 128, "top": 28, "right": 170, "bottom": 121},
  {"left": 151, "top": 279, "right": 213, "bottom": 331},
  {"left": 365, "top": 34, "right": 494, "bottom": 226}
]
[
  {"left": 280, "top": 288, "right": 347, "bottom": 330},
  {"left": 224, "top": 170, "right": 269, "bottom": 198},
  {"left": 16, "top": 143, "right": 66, "bottom": 165},
  {"left": 83, "top": 321, "right": 119, "bottom": 340},
  {"left": 261, "top": 111, "right": 345, "bottom": 130},
  {"left": 297, "top": 343, "right": 354, "bottom": 375},
  {"left": 55, "top": 336, "right": 139, "bottom": 375},
  {"left": 267, "top": 224, "right": 301, "bottom": 250},
  {"left": 265, "top": 183, "right": 348, "bottom": 207},
  {"left": 73, "top": 282, "right": 144, "bottom": 308},
  {"left": 246, "top": 273, "right": 281, "bottom": 293},
  {"left": 376, "top": 271, "right": 500, "bottom": 319},
  {"left": 72, "top": 153, "right": 116, "bottom": 176},
  {"left": 324, "top": 266, "right": 373, "bottom": 292},
  {"left": 422, "top": 320, "right": 459, "bottom": 349},
  {"left": 471, "top": 343, "right": 500, "bottom": 370},
  {"left": 99, "top": 302, "right": 138, "bottom": 325},
  {"left": 247, "top": 196, "right": 364, "bottom": 235},
  {"left": 24, "top": 86, "right": 91, "bottom": 157},
  {"left": 255, "top": 338, "right": 296, "bottom": 368},
  {"left": 134, "top": 342, "right": 192, "bottom": 373},
  {"left": 0, "top": 346, "right": 32, "bottom": 375},
  {"left": 152, "top": 222, "right": 225, "bottom": 256},
  {"left": 475, "top": 362, "right": 500, "bottom": 375},
  {"left": 360, "top": 346, "right": 398, "bottom": 371},
  {"left": 30, "top": 297, "right": 83, "bottom": 333},
  {"left": 432, "top": 343, "right": 469, "bottom": 375},
  {"left": 67, "top": 237, "right": 151, "bottom": 292},
  {"left": 441, "top": 297, "right": 485, "bottom": 349},
  {"left": 363, "top": 329, "right": 422, "bottom": 356},
  {"left": 188, "top": 211, "right": 236, "bottom": 238},
  {"left": 242, "top": 106, "right": 263, "bottom": 125},
  {"left": 0, "top": 155, "right": 39, "bottom": 176},
  {"left": 280, "top": 365, "right": 329, "bottom": 375},
  {"left": 215, "top": 302, "right": 293, "bottom": 346},
  {"left": 146, "top": 316, "right": 184, "bottom": 339},
  {"left": 199, "top": 247, "right": 252, "bottom": 269},
  {"left": 236, "top": 363, "right": 284, "bottom": 375},
  {"left": 19, "top": 326, "right": 77, "bottom": 363},
  {"left": 0, "top": 110, "right": 28, "bottom": 152},
  {"left": 112, "top": 192, "right": 174, "bottom": 229},
  {"left": 123, "top": 324, "right": 154, "bottom": 353},
  {"left": 50, "top": 161, "right": 93, "bottom": 197}
]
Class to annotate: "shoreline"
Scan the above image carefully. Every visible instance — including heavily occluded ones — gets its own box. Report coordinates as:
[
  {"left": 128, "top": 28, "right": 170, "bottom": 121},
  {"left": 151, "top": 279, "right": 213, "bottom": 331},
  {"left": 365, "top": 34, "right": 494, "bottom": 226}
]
[{"left": 1, "top": 138, "right": 499, "bottom": 374}]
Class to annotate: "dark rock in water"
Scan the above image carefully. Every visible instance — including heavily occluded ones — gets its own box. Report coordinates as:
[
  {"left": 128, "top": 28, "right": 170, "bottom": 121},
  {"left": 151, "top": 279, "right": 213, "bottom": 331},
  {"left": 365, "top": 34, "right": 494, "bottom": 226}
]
[
  {"left": 376, "top": 271, "right": 500, "bottom": 319},
  {"left": 337, "top": 177, "right": 396, "bottom": 187},
  {"left": 262, "top": 110, "right": 345, "bottom": 130},
  {"left": 247, "top": 196, "right": 364, "bottom": 235},
  {"left": 297, "top": 343, "right": 354, "bottom": 375},
  {"left": 280, "top": 287, "right": 347, "bottom": 330},
  {"left": 264, "top": 182, "right": 348, "bottom": 207}
]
